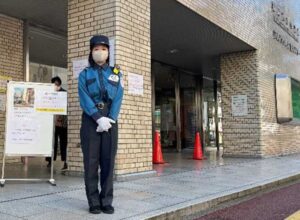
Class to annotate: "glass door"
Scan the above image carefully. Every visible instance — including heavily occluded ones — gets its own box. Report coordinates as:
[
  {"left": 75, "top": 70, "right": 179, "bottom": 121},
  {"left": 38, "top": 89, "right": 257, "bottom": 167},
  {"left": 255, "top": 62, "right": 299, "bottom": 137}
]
[
  {"left": 155, "top": 89, "right": 176, "bottom": 149},
  {"left": 180, "top": 74, "right": 196, "bottom": 149}
]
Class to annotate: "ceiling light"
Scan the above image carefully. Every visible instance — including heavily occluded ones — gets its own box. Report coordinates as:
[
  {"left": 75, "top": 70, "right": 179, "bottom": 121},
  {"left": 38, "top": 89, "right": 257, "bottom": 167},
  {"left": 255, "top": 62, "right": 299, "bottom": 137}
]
[{"left": 168, "top": 49, "right": 179, "bottom": 54}]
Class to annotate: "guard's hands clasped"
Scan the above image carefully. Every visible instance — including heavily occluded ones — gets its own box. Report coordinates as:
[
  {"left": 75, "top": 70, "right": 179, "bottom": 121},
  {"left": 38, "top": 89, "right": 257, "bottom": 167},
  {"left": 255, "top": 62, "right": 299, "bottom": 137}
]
[{"left": 96, "top": 117, "right": 115, "bottom": 132}]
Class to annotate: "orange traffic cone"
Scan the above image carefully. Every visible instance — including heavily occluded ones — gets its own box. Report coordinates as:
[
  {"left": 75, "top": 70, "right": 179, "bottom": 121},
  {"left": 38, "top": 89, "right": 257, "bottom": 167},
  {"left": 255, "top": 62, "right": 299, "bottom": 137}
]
[
  {"left": 193, "top": 132, "right": 206, "bottom": 160},
  {"left": 153, "top": 131, "right": 165, "bottom": 164}
]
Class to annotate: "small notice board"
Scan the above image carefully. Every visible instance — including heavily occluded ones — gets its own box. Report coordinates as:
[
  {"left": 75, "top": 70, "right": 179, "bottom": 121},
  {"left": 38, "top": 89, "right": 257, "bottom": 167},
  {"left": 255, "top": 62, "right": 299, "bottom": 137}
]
[
  {"left": 1, "top": 81, "right": 67, "bottom": 187},
  {"left": 4, "top": 82, "right": 60, "bottom": 156}
]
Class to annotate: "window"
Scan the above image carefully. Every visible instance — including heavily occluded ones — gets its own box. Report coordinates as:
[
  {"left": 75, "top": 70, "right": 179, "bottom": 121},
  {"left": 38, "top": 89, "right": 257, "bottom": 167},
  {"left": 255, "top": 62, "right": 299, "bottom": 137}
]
[{"left": 291, "top": 78, "right": 300, "bottom": 120}]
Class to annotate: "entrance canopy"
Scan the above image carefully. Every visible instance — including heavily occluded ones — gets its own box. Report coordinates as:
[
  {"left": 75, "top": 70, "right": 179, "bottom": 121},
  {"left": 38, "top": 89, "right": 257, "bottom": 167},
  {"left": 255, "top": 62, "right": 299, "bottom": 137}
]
[
  {"left": 0, "top": 0, "right": 67, "bottom": 67},
  {"left": 151, "top": 0, "right": 255, "bottom": 78}
]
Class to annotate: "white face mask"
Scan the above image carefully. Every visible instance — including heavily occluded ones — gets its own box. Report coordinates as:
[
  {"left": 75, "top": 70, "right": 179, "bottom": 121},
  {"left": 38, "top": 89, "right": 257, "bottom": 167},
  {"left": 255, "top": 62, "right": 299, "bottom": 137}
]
[{"left": 92, "top": 50, "right": 109, "bottom": 64}]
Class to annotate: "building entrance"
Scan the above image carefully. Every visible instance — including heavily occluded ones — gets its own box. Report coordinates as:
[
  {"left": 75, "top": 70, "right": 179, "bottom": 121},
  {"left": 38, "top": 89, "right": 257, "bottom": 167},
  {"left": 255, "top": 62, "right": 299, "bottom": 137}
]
[
  {"left": 150, "top": 0, "right": 253, "bottom": 158},
  {"left": 153, "top": 62, "right": 220, "bottom": 153}
]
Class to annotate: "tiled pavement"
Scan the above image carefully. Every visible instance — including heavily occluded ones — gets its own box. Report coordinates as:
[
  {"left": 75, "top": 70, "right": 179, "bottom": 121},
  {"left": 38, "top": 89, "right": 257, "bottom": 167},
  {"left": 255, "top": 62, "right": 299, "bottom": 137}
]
[{"left": 0, "top": 150, "right": 300, "bottom": 219}]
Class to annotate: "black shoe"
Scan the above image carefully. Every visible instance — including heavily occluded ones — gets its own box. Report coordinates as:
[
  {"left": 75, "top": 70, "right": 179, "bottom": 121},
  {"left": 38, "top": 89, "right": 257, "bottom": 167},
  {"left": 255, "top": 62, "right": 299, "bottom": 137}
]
[
  {"left": 61, "top": 163, "right": 68, "bottom": 171},
  {"left": 101, "top": 205, "right": 114, "bottom": 214},
  {"left": 89, "top": 206, "right": 101, "bottom": 214}
]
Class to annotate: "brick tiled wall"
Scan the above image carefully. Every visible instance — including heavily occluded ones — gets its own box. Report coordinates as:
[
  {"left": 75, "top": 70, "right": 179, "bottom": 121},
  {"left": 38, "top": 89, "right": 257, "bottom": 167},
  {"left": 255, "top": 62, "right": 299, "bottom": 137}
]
[
  {"left": 0, "top": 14, "right": 23, "bottom": 163},
  {"left": 221, "top": 51, "right": 262, "bottom": 157},
  {"left": 114, "top": 0, "right": 152, "bottom": 175},
  {"left": 67, "top": 0, "right": 117, "bottom": 173}
]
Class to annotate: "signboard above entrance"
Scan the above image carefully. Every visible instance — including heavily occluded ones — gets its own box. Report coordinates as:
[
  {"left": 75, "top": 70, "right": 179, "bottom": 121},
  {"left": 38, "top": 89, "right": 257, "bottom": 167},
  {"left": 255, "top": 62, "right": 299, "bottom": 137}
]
[
  {"left": 271, "top": 1, "right": 299, "bottom": 42},
  {"left": 271, "top": 1, "right": 300, "bottom": 55}
]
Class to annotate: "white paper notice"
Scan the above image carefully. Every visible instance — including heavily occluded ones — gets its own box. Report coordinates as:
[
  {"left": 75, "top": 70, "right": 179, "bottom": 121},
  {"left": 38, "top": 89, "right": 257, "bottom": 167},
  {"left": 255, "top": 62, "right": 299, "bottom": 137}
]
[
  {"left": 128, "top": 73, "right": 143, "bottom": 95},
  {"left": 73, "top": 59, "right": 88, "bottom": 79},
  {"left": 109, "top": 37, "right": 115, "bottom": 67},
  {"left": 35, "top": 91, "right": 67, "bottom": 115},
  {"left": 232, "top": 95, "right": 248, "bottom": 117},
  {"left": 0, "top": 94, "right": 6, "bottom": 111},
  {"left": 7, "top": 108, "right": 39, "bottom": 144},
  {"left": 203, "top": 102, "right": 208, "bottom": 130}
]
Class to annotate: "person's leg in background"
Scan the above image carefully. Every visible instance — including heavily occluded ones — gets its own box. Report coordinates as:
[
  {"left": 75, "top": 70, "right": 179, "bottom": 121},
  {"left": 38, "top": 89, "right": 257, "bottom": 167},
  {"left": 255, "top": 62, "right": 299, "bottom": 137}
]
[
  {"left": 46, "top": 127, "right": 58, "bottom": 168},
  {"left": 21, "top": 157, "right": 28, "bottom": 166},
  {"left": 60, "top": 126, "right": 68, "bottom": 170},
  {"left": 52, "top": 127, "right": 59, "bottom": 167}
]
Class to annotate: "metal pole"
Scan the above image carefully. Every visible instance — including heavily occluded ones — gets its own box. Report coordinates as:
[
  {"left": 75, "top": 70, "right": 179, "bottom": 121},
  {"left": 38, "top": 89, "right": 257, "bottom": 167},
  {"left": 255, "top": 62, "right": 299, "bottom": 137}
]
[
  {"left": 198, "top": 75, "right": 204, "bottom": 150},
  {"left": 151, "top": 63, "right": 156, "bottom": 145},
  {"left": 175, "top": 71, "right": 181, "bottom": 152},
  {"left": 21, "top": 20, "right": 30, "bottom": 167},
  {"left": 0, "top": 152, "right": 6, "bottom": 187},
  {"left": 23, "top": 20, "right": 30, "bottom": 82},
  {"left": 0, "top": 82, "right": 11, "bottom": 187},
  {"left": 214, "top": 80, "right": 220, "bottom": 151},
  {"left": 49, "top": 116, "right": 56, "bottom": 186}
]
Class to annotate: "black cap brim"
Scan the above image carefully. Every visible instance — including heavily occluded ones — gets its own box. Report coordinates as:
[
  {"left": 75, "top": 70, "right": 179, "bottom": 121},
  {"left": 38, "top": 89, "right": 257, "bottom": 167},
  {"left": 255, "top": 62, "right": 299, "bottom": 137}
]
[{"left": 91, "top": 41, "right": 109, "bottom": 49}]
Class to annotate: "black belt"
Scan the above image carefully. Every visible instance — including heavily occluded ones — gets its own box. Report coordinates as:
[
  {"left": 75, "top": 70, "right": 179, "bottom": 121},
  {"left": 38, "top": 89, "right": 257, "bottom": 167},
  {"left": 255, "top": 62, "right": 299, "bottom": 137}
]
[
  {"left": 96, "top": 103, "right": 105, "bottom": 109},
  {"left": 95, "top": 102, "right": 111, "bottom": 112},
  {"left": 95, "top": 102, "right": 110, "bottom": 117}
]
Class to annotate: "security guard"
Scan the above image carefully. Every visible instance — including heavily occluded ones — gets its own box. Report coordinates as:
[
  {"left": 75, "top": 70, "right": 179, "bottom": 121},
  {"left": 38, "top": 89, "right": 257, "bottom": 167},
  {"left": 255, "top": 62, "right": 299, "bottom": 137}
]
[{"left": 78, "top": 35, "right": 124, "bottom": 214}]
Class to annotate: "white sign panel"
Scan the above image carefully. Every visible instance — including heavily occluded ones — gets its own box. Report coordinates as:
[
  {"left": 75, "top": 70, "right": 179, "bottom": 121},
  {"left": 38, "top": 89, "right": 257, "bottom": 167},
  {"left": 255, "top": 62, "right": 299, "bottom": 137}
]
[
  {"left": 275, "top": 74, "right": 292, "bottom": 123},
  {"left": 5, "top": 82, "right": 54, "bottom": 156},
  {"left": 35, "top": 91, "right": 67, "bottom": 115},
  {"left": 232, "top": 95, "right": 248, "bottom": 117},
  {"left": 0, "top": 94, "right": 6, "bottom": 111},
  {"left": 72, "top": 59, "right": 88, "bottom": 79},
  {"left": 128, "top": 73, "right": 143, "bottom": 95}
]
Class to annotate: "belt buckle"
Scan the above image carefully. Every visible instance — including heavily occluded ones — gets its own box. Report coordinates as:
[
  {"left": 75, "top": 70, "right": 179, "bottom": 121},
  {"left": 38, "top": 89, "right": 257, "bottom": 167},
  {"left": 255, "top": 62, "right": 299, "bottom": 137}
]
[{"left": 97, "top": 103, "right": 104, "bottom": 109}]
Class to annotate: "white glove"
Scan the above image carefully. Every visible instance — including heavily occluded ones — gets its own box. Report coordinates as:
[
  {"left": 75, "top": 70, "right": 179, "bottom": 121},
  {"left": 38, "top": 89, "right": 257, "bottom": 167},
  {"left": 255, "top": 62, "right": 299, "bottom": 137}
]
[
  {"left": 96, "top": 125, "right": 104, "bottom": 133},
  {"left": 96, "top": 117, "right": 115, "bottom": 132}
]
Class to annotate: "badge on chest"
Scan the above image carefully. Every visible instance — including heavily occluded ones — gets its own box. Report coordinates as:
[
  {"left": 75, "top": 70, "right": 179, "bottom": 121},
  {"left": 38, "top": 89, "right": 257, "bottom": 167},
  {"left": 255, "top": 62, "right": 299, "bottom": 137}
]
[{"left": 108, "top": 74, "right": 119, "bottom": 85}]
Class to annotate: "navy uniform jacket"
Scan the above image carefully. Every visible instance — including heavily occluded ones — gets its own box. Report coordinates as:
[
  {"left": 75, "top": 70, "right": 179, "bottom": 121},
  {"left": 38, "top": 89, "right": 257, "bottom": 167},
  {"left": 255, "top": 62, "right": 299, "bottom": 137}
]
[{"left": 78, "top": 63, "right": 124, "bottom": 122}]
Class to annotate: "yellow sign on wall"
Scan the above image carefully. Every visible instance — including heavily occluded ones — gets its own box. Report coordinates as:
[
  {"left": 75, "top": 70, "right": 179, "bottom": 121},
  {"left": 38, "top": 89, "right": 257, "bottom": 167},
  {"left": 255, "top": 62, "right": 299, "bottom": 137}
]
[{"left": 0, "top": 75, "right": 12, "bottom": 93}]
